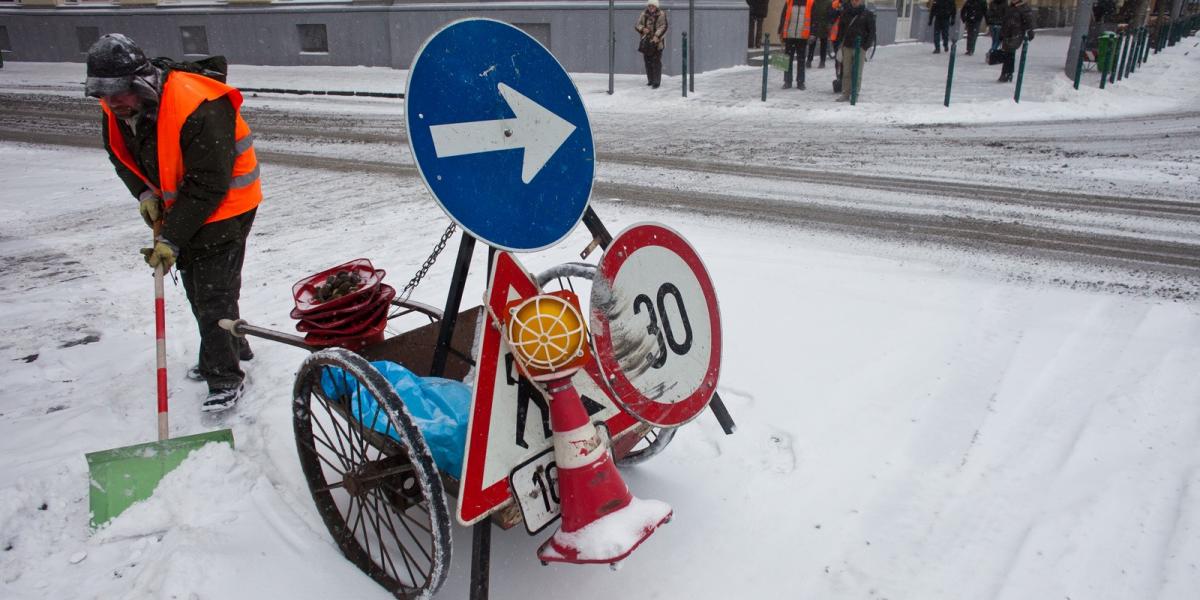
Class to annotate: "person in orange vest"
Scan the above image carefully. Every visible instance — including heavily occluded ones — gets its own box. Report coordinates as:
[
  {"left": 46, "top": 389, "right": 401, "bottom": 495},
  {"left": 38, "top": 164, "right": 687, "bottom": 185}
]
[
  {"left": 85, "top": 34, "right": 262, "bottom": 412},
  {"left": 777, "top": 0, "right": 813, "bottom": 89}
]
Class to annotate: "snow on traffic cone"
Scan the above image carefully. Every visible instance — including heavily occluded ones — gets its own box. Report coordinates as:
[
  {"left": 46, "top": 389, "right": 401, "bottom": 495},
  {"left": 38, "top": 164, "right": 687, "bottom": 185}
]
[{"left": 536, "top": 375, "right": 672, "bottom": 565}]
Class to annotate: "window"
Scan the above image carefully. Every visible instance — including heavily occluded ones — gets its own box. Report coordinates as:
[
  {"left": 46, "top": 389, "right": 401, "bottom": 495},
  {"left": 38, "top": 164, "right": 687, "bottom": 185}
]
[
  {"left": 297, "top": 24, "right": 328, "bottom": 54},
  {"left": 514, "top": 23, "right": 551, "bottom": 50},
  {"left": 76, "top": 26, "right": 99, "bottom": 54},
  {"left": 180, "top": 26, "right": 209, "bottom": 55}
]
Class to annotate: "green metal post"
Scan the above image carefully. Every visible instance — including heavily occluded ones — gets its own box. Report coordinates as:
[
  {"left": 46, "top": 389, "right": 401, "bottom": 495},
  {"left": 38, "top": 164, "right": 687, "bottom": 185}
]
[
  {"left": 1140, "top": 26, "right": 1150, "bottom": 65},
  {"left": 682, "top": 32, "right": 689, "bottom": 97},
  {"left": 762, "top": 34, "right": 769, "bottom": 102},
  {"left": 1074, "top": 33, "right": 1087, "bottom": 89},
  {"left": 1132, "top": 27, "right": 1142, "bottom": 73},
  {"left": 1116, "top": 29, "right": 1129, "bottom": 81},
  {"left": 1132, "top": 26, "right": 1142, "bottom": 74},
  {"left": 851, "top": 36, "right": 862, "bottom": 106},
  {"left": 1099, "top": 35, "right": 1109, "bottom": 89},
  {"left": 1014, "top": 39, "right": 1029, "bottom": 102},
  {"left": 944, "top": 39, "right": 957, "bottom": 106},
  {"left": 1110, "top": 31, "right": 1120, "bottom": 84}
]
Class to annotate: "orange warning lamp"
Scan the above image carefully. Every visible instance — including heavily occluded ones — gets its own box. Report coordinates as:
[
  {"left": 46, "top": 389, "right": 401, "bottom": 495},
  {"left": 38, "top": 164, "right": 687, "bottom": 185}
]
[{"left": 503, "top": 290, "right": 590, "bottom": 381}]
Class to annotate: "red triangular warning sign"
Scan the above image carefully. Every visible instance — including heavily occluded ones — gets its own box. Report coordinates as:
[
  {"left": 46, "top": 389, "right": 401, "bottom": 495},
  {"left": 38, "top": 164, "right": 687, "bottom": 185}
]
[{"left": 457, "top": 252, "right": 636, "bottom": 526}]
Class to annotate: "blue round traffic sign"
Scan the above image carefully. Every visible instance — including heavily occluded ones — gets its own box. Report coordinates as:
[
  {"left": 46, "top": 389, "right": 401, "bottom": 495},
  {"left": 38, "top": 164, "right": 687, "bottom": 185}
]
[{"left": 406, "top": 19, "right": 595, "bottom": 252}]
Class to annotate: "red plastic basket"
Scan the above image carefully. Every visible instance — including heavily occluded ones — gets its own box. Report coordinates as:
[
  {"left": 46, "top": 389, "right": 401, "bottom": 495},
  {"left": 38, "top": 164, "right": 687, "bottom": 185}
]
[
  {"left": 303, "top": 316, "right": 388, "bottom": 350},
  {"left": 296, "top": 289, "right": 394, "bottom": 335},
  {"left": 292, "top": 259, "right": 385, "bottom": 314},
  {"left": 296, "top": 285, "right": 396, "bottom": 330},
  {"left": 290, "top": 282, "right": 390, "bottom": 322}
]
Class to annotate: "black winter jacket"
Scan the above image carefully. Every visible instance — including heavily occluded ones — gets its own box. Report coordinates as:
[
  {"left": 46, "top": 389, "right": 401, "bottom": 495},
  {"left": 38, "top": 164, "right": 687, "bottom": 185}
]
[
  {"left": 102, "top": 71, "right": 246, "bottom": 252},
  {"left": 961, "top": 0, "right": 988, "bottom": 26},
  {"left": 929, "top": 0, "right": 957, "bottom": 25},
  {"left": 838, "top": 4, "right": 876, "bottom": 49},
  {"left": 1000, "top": 0, "right": 1035, "bottom": 51},
  {"left": 986, "top": 0, "right": 1007, "bottom": 26}
]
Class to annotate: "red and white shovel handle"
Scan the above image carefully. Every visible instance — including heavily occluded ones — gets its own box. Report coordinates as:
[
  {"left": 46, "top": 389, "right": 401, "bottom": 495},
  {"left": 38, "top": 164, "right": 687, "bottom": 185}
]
[{"left": 152, "top": 224, "right": 169, "bottom": 441}]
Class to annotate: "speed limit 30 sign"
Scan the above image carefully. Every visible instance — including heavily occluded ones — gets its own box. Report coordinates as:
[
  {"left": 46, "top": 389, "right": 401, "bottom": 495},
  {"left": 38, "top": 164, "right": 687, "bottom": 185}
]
[{"left": 590, "top": 223, "right": 722, "bottom": 428}]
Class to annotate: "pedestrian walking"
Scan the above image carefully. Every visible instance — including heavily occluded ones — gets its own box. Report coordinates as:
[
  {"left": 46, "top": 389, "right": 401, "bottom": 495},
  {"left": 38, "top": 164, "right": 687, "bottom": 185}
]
[
  {"left": 929, "top": 0, "right": 957, "bottom": 53},
  {"left": 986, "top": 0, "right": 1007, "bottom": 54},
  {"left": 778, "top": 0, "right": 811, "bottom": 89},
  {"left": 85, "top": 34, "right": 261, "bottom": 412},
  {"left": 960, "top": 0, "right": 988, "bottom": 55},
  {"left": 636, "top": 0, "right": 668, "bottom": 88},
  {"left": 836, "top": 0, "right": 875, "bottom": 101},
  {"left": 997, "top": 0, "right": 1034, "bottom": 82},
  {"left": 747, "top": 0, "right": 769, "bottom": 48}
]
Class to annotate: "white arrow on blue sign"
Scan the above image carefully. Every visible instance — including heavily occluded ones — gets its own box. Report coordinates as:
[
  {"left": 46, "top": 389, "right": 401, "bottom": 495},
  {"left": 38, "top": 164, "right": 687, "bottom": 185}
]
[{"left": 406, "top": 19, "right": 595, "bottom": 252}]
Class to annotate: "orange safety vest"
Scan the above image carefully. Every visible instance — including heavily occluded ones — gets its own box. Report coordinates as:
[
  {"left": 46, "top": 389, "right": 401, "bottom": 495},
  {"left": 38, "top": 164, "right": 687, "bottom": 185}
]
[
  {"left": 830, "top": 0, "right": 842, "bottom": 42},
  {"left": 782, "top": 0, "right": 815, "bottom": 39},
  {"left": 101, "top": 71, "right": 261, "bottom": 226}
]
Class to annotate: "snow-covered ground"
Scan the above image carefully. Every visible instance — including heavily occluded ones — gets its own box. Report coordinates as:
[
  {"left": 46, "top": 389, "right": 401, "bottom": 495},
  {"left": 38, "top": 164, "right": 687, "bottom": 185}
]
[{"left": 1, "top": 28, "right": 1200, "bottom": 600}]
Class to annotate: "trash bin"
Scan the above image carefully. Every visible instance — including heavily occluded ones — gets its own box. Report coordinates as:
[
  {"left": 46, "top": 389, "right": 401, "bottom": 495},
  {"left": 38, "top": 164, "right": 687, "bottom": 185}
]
[{"left": 1097, "top": 32, "right": 1118, "bottom": 73}]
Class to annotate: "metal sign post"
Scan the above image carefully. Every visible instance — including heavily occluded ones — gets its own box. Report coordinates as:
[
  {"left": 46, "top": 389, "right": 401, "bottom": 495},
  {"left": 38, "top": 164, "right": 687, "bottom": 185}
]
[
  {"left": 689, "top": 0, "right": 696, "bottom": 92},
  {"left": 608, "top": 0, "right": 615, "bottom": 95}
]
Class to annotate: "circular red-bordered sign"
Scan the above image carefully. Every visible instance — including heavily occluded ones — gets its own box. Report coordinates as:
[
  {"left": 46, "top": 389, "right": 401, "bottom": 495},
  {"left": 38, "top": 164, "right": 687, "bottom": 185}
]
[{"left": 590, "top": 223, "right": 722, "bottom": 428}]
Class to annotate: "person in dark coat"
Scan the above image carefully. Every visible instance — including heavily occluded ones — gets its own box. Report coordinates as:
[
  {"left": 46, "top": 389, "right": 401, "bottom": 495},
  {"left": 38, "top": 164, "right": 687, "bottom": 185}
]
[
  {"left": 807, "top": 0, "right": 835, "bottom": 68},
  {"left": 835, "top": 0, "right": 874, "bottom": 101},
  {"left": 86, "top": 34, "right": 260, "bottom": 411},
  {"left": 636, "top": 0, "right": 669, "bottom": 88},
  {"left": 997, "top": 0, "right": 1034, "bottom": 82},
  {"left": 928, "top": 0, "right": 957, "bottom": 53},
  {"left": 960, "top": 0, "right": 988, "bottom": 55},
  {"left": 747, "top": 0, "right": 770, "bottom": 48},
  {"left": 986, "top": 0, "right": 1007, "bottom": 53}
]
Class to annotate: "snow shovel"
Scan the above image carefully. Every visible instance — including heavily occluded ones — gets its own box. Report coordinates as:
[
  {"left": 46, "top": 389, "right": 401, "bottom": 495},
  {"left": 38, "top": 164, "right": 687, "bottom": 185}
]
[{"left": 85, "top": 226, "right": 234, "bottom": 529}]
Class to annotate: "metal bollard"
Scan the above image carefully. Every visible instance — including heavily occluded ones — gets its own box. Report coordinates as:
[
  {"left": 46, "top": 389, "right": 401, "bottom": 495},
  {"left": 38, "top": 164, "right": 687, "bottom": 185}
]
[
  {"left": 1110, "top": 31, "right": 1121, "bottom": 84},
  {"left": 1140, "top": 26, "right": 1150, "bottom": 66},
  {"left": 1128, "top": 28, "right": 1139, "bottom": 74},
  {"left": 1074, "top": 33, "right": 1087, "bottom": 90},
  {"left": 762, "top": 34, "right": 770, "bottom": 102},
  {"left": 944, "top": 39, "right": 957, "bottom": 106},
  {"left": 682, "top": 32, "right": 689, "bottom": 98},
  {"left": 1014, "top": 39, "right": 1029, "bottom": 103},
  {"left": 1116, "top": 30, "right": 1129, "bottom": 81},
  {"left": 851, "top": 36, "right": 862, "bottom": 106}
]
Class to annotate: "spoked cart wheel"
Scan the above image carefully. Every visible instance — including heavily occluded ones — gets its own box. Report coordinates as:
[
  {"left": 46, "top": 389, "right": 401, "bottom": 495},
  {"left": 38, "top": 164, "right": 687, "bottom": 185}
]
[
  {"left": 615, "top": 427, "right": 676, "bottom": 467},
  {"left": 292, "top": 347, "right": 451, "bottom": 598},
  {"left": 536, "top": 262, "right": 676, "bottom": 467}
]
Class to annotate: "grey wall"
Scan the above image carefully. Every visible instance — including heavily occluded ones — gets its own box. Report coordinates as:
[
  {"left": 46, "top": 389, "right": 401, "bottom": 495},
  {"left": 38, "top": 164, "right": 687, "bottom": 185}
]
[
  {"left": 874, "top": 6, "right": 899, "bottom": 45},
  {"left": 0, "top": 1, "right": 748, "bottom": 74}
]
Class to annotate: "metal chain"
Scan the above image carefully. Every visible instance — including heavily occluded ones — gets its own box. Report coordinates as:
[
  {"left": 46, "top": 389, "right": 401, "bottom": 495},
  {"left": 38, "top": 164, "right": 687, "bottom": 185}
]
[{"left": 399, "top": 222, "right": 457, "bottom": 302}]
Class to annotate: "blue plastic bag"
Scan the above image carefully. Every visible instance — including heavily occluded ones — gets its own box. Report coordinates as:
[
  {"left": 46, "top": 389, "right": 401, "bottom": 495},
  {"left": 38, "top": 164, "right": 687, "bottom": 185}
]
[{"left": 320, "top": 360, "right": 470, "bottom": 476}]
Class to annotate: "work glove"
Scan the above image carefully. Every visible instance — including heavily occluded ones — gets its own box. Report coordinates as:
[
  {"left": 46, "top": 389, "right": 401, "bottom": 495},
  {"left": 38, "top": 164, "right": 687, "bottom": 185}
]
[
  {"left": 137, "top": 190, "right": 162, "bottom": 228},
  {"left": 140, "top": 241, "right": 178, "bottom": 271}
]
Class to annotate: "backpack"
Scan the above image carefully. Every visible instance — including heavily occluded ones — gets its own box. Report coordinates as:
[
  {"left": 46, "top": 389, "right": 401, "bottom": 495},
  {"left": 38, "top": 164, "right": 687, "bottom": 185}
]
[{"left": 150, "top": 56, "right": 229, "bottom": 83}]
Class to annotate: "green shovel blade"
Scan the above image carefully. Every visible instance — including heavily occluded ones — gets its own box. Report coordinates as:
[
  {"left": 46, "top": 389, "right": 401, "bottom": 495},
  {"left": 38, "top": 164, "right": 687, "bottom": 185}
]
[{"left": 85, "top": 429, "right": 233, "bottom": 529}]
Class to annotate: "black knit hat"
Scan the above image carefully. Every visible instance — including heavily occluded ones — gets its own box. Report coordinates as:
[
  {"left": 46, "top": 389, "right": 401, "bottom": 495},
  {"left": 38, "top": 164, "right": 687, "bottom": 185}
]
[{"left": 84, "top": 34, "right": 154, "bottom": 98}]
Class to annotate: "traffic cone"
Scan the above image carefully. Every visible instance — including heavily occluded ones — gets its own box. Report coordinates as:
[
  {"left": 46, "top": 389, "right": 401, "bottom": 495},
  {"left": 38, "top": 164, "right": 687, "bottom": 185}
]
[{"left": 537, "top": 375, "right": 672, "bottom": 565}]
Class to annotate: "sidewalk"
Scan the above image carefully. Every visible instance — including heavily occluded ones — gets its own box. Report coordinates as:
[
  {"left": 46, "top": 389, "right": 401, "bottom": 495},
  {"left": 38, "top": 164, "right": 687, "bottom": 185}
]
[{"left": 1, "top": 28, "right": 1196, "bottom": 125}]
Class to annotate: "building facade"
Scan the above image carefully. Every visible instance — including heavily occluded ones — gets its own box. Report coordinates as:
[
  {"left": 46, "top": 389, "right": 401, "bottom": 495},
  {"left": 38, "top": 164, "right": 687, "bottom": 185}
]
[{"left": 0, "top": 1, "right": 746, "bottom": 75}]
